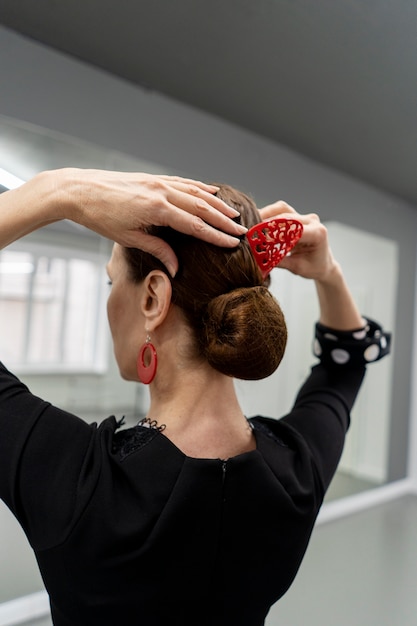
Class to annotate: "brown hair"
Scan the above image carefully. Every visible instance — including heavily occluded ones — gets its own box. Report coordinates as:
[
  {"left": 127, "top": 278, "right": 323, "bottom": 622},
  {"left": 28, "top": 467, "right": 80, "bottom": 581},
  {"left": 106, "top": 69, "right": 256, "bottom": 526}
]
[{"left": 124, "top": 184, "right": 287, "bottom": 380}]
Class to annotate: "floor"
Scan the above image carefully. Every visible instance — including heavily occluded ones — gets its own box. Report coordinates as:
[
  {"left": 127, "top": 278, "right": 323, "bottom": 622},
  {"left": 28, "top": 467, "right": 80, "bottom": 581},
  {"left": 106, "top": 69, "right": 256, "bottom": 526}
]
[
  {"left": 266, "top": 495, "right": 417, "bottom": 626},
  {"left": 325, "top": 470, "right": 378, "bottom": 502},
  {"left": 19, "top": 495, "right": 417, "bottom": 626}
]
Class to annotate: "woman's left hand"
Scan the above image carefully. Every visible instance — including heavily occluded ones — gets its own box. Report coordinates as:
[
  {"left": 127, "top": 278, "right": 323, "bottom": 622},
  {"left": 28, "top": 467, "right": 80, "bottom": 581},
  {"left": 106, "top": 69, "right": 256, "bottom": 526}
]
[
  {"left": 0, "top": 169, "right": 247, "bottom": 277},
  {"left": 67, "top": 170, "right": 247, "bottom": 274}
]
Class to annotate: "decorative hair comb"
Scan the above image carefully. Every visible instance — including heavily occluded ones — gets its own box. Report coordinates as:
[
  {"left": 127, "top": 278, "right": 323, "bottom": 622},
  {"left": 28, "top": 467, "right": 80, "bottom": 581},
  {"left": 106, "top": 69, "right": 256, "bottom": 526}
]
[{"left": 246, "top": 218, "right": 304, "bottom": 278}]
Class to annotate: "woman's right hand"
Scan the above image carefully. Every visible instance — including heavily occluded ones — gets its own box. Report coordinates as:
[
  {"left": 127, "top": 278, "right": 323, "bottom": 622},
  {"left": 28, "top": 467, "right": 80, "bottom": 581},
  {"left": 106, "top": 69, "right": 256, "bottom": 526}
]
[
  {"left": 259, "top": 200, "right": 364, "bottom": 330},
  {"left": 258, "top": 200, "right": 337, "bottom": 282}
]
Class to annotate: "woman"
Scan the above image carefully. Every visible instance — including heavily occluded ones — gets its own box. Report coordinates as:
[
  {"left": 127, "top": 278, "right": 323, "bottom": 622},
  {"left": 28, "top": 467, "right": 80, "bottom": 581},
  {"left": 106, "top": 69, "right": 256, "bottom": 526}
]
[{"left": 0, "top": 169, "right": 390, "bottom": 625}]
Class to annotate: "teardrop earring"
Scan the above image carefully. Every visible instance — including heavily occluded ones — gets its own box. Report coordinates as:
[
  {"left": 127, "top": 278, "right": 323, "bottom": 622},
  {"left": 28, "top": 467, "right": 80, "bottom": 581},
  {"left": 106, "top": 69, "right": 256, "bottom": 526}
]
[{"left": 137, "top": 333, "right": 158, "bottom": 384}]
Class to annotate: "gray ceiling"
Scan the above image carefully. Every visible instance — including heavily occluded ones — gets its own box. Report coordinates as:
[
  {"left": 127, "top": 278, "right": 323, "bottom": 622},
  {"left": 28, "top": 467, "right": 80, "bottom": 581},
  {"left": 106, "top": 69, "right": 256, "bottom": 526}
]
[{"left": 1, "top": 0, "right": 416, "bottom": 205}]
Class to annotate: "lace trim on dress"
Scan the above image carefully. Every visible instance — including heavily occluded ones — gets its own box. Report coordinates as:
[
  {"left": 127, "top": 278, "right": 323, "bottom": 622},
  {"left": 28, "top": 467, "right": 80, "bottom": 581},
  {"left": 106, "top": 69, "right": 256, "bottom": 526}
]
[
  {"left": 250, "top": 418, "right": 289, "bottom": 448},
  {"left": 112, "top": 419, "right": 162, "bottom": 462}
]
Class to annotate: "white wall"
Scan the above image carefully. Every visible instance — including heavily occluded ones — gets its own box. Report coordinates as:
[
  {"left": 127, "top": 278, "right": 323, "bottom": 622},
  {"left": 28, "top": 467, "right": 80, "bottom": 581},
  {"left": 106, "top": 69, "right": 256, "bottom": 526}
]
[
  {"left": 0, "top": 25, "right": 413, "bottom": 217},
  {"left": 409, "top": 272, "right": 417, "bottom": 492}
]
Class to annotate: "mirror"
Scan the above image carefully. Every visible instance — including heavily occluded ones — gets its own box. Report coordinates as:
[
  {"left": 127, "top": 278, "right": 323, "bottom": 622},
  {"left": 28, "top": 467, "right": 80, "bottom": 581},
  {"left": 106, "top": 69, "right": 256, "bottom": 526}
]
[
  {"left": 0, "top": 115, "right": 400, "bottom": 611},
  {"left": 236, "top": 223, "right": 397, "bottom": 501}
]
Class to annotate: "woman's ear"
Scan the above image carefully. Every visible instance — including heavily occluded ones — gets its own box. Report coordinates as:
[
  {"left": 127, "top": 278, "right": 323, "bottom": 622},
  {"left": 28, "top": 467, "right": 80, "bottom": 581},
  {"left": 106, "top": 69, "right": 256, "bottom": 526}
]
[{"left": 140, "top": 270, "right": 172, "bottom": 331}]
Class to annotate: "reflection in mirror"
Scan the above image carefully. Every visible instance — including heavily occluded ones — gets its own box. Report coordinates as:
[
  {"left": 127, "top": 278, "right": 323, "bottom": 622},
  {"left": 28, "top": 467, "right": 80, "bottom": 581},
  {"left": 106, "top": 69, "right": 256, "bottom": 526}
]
[
  {"left": 237, "top": 223, "right": 397, "bottom": 501},
  {"left": 0, "top": 245, "right": 109, "bottom": 374},
  {"left": 0, "top": 115, "right": 166, "bottom": 611},
  {"left": 323, "top": 224, "right": 397, "bottom": 499},
  {"left": 0, "top": 116, "right": 398, "bottom": 614}
]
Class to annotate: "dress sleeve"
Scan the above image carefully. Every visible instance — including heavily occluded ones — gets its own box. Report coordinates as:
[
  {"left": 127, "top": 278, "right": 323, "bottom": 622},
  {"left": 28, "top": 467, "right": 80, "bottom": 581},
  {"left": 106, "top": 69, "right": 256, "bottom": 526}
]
[
  {"left": 0, "top": 362, "right": 97, "bottom": 549},
  {"left": 280, "top": 317, "right": 391, "bottom": 495}
]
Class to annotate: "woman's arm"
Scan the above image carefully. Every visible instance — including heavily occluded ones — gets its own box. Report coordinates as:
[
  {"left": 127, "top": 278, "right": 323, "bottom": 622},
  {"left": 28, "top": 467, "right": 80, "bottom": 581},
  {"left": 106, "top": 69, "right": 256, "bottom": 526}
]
[
  {"left": 258, "top": 202, "right": 388, "bottom": 495},
  {"left": 0, "top": 168, "right": 246, "bottom": 276},
  {"left": 259, "top": 201, "right": 364, "bottom": 330}
]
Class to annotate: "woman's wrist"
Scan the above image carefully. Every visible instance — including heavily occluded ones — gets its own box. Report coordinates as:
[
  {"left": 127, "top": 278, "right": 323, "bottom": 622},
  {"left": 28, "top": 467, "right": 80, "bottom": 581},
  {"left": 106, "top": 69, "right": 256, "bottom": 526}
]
[
  {"left": 314, "top": 259, "right": 343, "bottom": 287},
  {"left": 0, "top": 170, "right": 74, "bottom": 249},
  {"left": 315, "top": 262, "right": 364, "bottom": 331},
  {"left": 44, "top": 168, "right": 85, "bottom": 223},
  {"left": 24, "top": 169, "right": 75, "bottom": 223}
]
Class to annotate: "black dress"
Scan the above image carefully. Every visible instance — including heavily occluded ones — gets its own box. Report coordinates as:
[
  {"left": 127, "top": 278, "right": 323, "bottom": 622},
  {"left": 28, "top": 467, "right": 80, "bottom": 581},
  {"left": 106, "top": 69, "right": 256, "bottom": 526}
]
[{"left": 0, "top": 320, "right": 390, "bottom": 625}]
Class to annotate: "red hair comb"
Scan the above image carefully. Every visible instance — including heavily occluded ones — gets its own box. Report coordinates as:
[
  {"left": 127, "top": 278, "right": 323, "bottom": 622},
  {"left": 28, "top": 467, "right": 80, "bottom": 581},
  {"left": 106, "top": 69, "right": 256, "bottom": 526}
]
[{"left": 246, "top": 218, "right": 304, "bottom": 278}]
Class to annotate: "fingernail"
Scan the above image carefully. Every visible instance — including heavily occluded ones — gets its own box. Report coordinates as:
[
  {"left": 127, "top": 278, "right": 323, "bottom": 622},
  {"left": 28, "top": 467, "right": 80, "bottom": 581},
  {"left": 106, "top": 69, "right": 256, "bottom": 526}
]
[
  {"left": 166, "top": 262, "right": 177, "bottom": 278},
  {"left": 228, "top": 206, "right": 241, "bottom": 216},
  {"left": 235, "top": 224, "right": 248, "bottom": 233}
]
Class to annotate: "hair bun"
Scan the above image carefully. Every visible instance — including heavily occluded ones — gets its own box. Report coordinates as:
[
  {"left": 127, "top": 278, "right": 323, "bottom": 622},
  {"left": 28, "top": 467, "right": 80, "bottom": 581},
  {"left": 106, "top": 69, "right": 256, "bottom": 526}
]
[{"left": 201, "top": 286, "right": 287, "bottom": 380}]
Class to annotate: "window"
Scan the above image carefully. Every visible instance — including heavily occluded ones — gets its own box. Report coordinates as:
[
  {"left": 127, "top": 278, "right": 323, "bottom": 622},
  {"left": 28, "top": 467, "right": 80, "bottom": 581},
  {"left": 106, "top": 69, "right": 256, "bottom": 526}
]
[{"left": 0, "top": 242, "right": 109, "bottom": 373}]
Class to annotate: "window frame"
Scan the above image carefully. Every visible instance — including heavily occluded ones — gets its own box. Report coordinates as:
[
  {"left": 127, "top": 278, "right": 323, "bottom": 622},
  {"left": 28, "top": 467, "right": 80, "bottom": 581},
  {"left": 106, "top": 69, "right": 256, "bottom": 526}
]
[{"left": 0, "top": 236, "right": 111, "bottom": 375}]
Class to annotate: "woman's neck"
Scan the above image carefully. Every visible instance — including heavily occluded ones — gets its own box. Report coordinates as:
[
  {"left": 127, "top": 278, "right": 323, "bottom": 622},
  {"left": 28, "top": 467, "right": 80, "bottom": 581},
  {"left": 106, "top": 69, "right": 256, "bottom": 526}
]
[{"left": 146, "top": 365, "right": 255, "bottom": 459}]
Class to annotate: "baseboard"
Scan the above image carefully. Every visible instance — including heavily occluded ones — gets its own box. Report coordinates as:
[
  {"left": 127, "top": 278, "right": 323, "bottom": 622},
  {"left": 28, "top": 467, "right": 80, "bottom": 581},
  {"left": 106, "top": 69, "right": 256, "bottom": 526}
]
[
  {"left": 0, "top": 591, "right": 49, "bottom": 626},
  {"left": 318, "top": 478, "right": 415, "bottom": 524}
]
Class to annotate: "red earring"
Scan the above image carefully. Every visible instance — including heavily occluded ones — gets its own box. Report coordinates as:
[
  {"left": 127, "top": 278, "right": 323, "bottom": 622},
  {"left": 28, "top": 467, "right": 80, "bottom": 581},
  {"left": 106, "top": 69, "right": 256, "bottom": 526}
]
[{"left": 137, "top": 335, "right": 158, "bottom": 384}]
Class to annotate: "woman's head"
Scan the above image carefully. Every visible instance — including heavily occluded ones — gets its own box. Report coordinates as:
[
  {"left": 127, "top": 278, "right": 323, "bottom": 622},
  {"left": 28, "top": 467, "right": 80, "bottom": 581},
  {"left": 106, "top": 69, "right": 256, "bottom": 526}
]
[{"left": 123, "top": 184, "right": 287, "bottom": 380}]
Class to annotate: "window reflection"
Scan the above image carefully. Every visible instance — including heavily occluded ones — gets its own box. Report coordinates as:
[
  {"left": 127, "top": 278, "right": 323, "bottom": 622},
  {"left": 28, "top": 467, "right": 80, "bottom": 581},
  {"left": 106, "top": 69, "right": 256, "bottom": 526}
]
[{"left": 0, "top": 246, "right": 108, "bottom": 373}]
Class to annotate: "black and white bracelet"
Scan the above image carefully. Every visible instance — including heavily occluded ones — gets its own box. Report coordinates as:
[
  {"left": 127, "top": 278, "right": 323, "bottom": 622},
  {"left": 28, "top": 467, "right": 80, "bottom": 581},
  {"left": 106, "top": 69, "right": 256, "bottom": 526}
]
[{"left": 313, "top": 317, "right": 391, "bottom": 367}]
